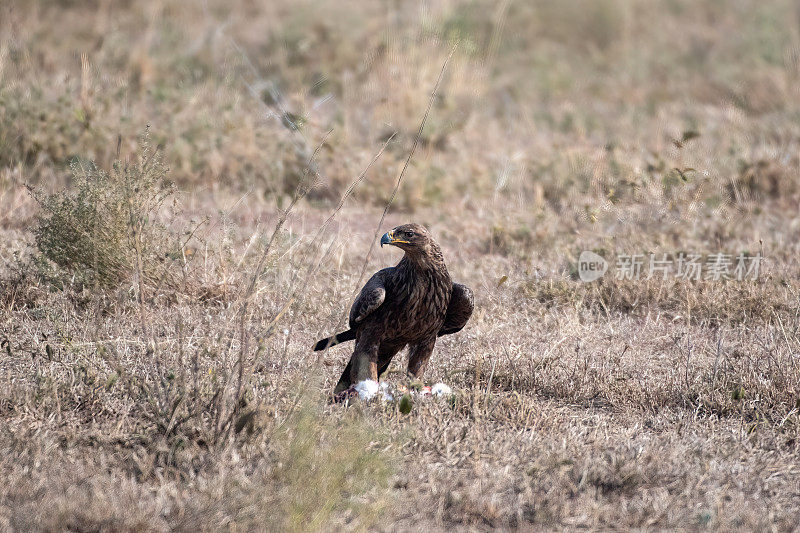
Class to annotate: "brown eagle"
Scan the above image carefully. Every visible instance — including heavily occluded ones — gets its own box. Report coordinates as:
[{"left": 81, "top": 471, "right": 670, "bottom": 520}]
[{"left": 314, "top": 223, "right": 474, "bottom": 395}]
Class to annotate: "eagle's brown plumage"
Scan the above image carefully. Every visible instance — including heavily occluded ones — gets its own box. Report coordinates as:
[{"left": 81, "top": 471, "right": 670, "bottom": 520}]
[{"left": 314, "top": 223, "right": 474, "bottom": 394}]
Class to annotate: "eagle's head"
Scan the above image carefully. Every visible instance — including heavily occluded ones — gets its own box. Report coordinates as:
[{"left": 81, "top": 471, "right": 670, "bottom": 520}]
[{"left": 380, "top": 223, "right": 442, "bottom": 264}]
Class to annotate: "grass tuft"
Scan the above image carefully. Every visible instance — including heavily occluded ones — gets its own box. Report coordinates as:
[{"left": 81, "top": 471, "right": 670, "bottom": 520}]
[{"left": 32, "top": 132, "right": 177, "bottom": 289}]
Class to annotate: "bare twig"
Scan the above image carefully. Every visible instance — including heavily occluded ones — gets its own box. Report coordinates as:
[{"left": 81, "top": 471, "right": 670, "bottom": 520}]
[{"left": 216, "top": 130, "right": 332, "bottom": 444}]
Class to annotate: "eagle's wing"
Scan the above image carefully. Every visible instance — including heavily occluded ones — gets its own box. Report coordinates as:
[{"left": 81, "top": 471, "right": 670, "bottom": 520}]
[
  {"left": 348, "top": 268, "right": 391, "bottom": 327},
  {"left": 438, "top": 283, "right": 474, "bottom": 336}
]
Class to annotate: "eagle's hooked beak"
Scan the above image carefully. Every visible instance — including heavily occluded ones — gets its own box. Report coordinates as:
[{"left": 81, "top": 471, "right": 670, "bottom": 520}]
[{"left": 380, "top": 230, "right": 410, "bottom": 248}]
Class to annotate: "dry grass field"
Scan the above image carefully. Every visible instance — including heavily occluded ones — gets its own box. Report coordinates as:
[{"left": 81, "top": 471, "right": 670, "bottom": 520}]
[{"left": 2, "top": 0, "right": 800, "bottom": 530}]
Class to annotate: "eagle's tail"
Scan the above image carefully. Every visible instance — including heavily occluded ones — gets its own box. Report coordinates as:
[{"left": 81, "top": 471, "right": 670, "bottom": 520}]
[{"left": 313, "top": 329, "right": 356, "bottom": 351}]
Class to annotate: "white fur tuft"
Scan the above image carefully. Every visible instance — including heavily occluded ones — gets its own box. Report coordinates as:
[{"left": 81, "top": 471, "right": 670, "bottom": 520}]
[
  {"left": 355, "top": 379, "right": 380, "bottom": 400},
  {"left": 431, "top": 383, "right": 453, "bottom": 397}
]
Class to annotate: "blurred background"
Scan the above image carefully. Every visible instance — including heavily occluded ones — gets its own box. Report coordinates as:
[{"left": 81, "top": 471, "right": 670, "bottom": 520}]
[{"left": 3, "top": 0, "right": 799, "bottom": 214}]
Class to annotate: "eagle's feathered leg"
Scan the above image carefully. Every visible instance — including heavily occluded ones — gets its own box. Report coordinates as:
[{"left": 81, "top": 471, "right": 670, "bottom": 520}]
[
  {"left": 334, "top": 327, "right": 384, "bottom": 393},
  {"left": 407, "top": 336, "right": 437, "bottom": 378},
  {"left": 377, "top": 342, "right": 406, "bottom": 379}
]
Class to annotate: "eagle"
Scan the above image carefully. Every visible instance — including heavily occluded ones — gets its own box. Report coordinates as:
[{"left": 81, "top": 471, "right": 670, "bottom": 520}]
[{"left": 314, "top": 223, "right": 474, "bottom": 396}]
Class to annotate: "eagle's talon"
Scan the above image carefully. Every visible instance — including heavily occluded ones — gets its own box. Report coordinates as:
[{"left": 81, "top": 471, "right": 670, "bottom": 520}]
[{"left": 330, "top": 386, "right": 359, "bottom": 404}]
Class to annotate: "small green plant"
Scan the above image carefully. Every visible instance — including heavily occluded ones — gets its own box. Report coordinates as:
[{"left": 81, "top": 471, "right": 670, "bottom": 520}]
[
  {"left": 32, "top": 133, "right": 177, "bottom": 289},
  {"left": 398, "top": 393, "right": 413, "bottom": 415},
  {"left": 274, "top": 396, "right": 395, "bottom": 532}
]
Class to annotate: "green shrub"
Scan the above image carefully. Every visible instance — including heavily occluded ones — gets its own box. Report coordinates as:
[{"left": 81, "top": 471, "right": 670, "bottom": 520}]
[{"left": 32, "top": 133, "right": 177, "bottom": 289}]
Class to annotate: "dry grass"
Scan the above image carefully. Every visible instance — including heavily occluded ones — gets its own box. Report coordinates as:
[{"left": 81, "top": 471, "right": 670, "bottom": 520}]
[{"left": 3, "top": 0, "right": 800, "bottom": 530}]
